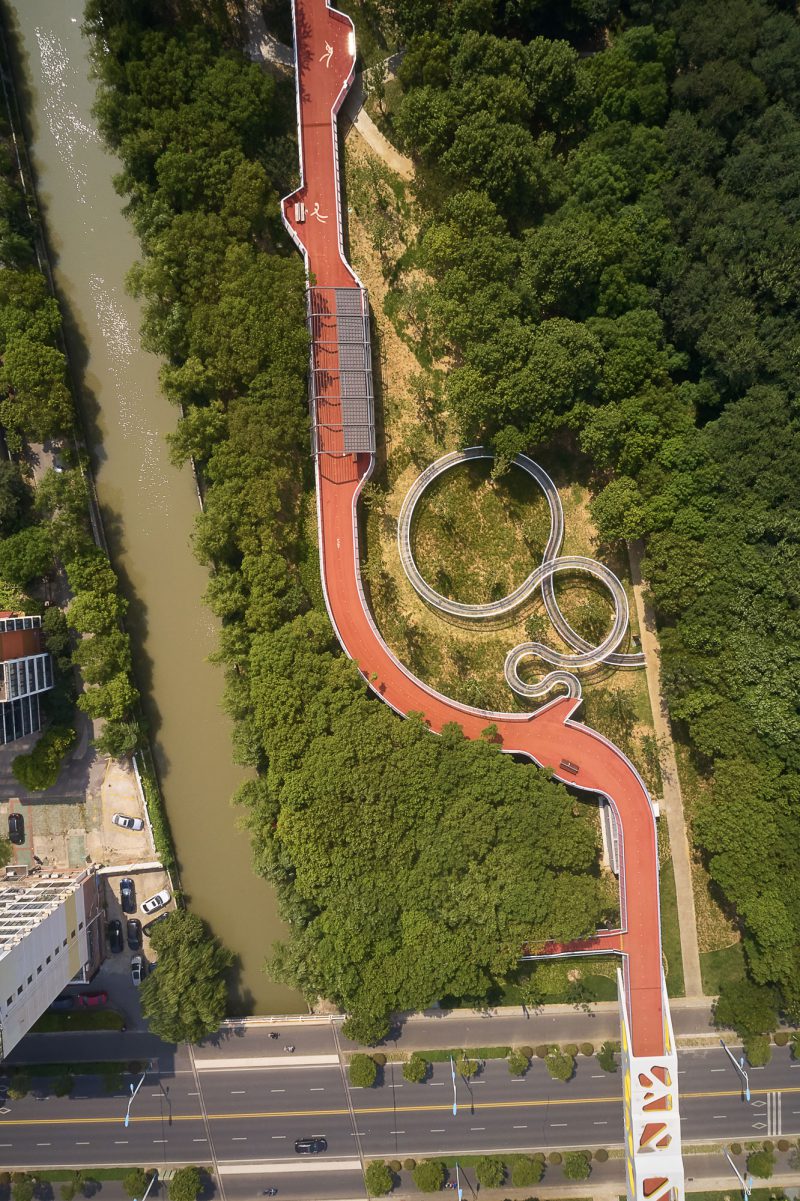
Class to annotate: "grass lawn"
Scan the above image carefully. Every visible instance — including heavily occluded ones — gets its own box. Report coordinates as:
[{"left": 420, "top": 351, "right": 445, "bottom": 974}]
[
  {"left": 501, "top": 955, "right": 619, "bottom": 1006},
  {"left": 12, "top": 1061, "right": 142, "bottom": 1078},
  {"left": 31, "top": 1009, "right": 125, "bottom": 1033},
  {"left": 701, "top": 941, "right": 747, "bottom": 996},
  {"left": 659, "top": 857, "right": 686, "bottom": 997}
]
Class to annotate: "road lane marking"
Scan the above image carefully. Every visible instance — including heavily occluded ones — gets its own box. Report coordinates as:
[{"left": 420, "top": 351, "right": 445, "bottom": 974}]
[
  {"left": 389, "top": 1130, "right": 405, "bottom": 1134},
  {"left": 591, "top": 1075, "right": 604, "bottom": 1079},
  {"left": 430, "top": 1129, "right": 445, "bottom": 1133},
  {"left": 270, "top": 1089, "right": 285, "bottom": 1094},
  {"left": 593, "top": 1121, "right": 607, "bottom": 1126},
  {"left": 429, "top": 1082, "right": 444, "bottom": 1086},
  {"left": 153, "top": 1140, "right": 167, "bottom": 1144},
  {"left": 310, "top": 1087, "right": 324, "bottom": 1092},
  {"left": 470, "top": 1127, "right": 485, "bottom": 1131},
  {"left": 75, "top": 1142, "right": 89, "bottom": 1146},
  {"left": 710, "top": 1068, "right": 725, "bottom": 1073},
  {"left": 388, "top": 1084, "right": 403, "bottom": 1089},
  {"left": 271, "top": 1136, "right": 286, "bottom": 1140},
  {"left": 193, "top": 1139, "right": 207, "bottom": 1143},
  {"left": 188, "top": 1091, "right": 199, "bottom": 1096},
  {"left": 231, "top": 1090, "right": 246, "bottom": 1094},
  {"left": 513, "top": 1125, "right": 527, "bottom": 1130},
  {"left": 550, "top": 1123, "right": 568, "bottom": 1128},
  {"left": 4, "top": 1084, "right": 799, "bottom": 1130},
  {"left": 150, "top": 1092, "right": 162, "bottom": 1096},
  {"left": 36, "top": 1143, "right": 51, "bottom": 1146},
  {"left": 114, "top": 1140, "right": 129, "bottom": 1145},
  {"left": 232, "top": 1137, "right": 247, "bottom": 1141},
  {"left": 713, "top": 1115, "right": 727, "bottom": 1119}
]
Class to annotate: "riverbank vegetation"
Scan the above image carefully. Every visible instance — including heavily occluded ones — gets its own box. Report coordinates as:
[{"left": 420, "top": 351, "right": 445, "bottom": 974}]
[
  {"left": 0, "top": 13, "right": 141, "bottom": 778},
  {"left": 376, "top": 0, "right": 800, "bottom": 1018},
  {"left": 85, "top": 0, "right": 609, "bottom": 1040}
]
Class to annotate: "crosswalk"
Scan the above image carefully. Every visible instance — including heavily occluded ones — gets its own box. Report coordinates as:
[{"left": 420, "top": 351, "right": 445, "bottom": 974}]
[{"left": 752, "top": 1091, "right": 782, "bottom": 1135}]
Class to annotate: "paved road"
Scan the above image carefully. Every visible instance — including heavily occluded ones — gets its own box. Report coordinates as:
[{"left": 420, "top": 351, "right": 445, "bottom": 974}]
[{"left": 2, "top": 1045, "right": 798, "bottom": 1173}]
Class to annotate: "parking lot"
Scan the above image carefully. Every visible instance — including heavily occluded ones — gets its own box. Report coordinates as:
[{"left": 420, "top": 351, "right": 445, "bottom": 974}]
[{"left": 94, "top": 867, "right": 174, "bottom": 1028}]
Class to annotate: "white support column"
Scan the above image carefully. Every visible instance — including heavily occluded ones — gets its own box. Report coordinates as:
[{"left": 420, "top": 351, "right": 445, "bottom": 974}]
[{"left": 618, "top": 968, "right": 685, "bottom": 1201}]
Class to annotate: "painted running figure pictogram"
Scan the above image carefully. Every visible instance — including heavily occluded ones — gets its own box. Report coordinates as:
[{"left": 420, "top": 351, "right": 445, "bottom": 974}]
[{"left": 281, "top": 3, "right": 684, "bottom": 1197}]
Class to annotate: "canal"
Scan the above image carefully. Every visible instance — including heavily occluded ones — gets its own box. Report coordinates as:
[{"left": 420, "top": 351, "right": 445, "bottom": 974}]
[{"left": 7, "top": 1, "right": 301, "bottom": 1015}]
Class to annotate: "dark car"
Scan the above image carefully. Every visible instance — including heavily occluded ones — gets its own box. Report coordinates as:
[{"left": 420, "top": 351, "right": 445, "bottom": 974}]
[
  {"left": 294, "top": 1137, "right": 327, "bottom": 1155},
  {"left": 8, "top": 812, "right": 24, "bottom": 845},
  {"left": 77, "top": 991, "right": 108, "bottom": 1009},
  {"left": 119, "top": 877, "right": 135, "bottom": 914},
  {"left": 48, "top": 994, "right": 74, "bottom": 1012},
  {"left": 126, "top": 918, "right": 142, "bottom": 950},
  {"left": 107, "top": 919, "right": 123, "bottom": 953}
]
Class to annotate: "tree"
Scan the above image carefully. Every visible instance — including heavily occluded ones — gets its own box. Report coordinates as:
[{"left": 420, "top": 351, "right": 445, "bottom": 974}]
[
  {"left": 744, "top": 1034, "right": 772, "bottom": 1067},
  {"left": 349, "top": 1054, "right": 378, "bottom": 1088},
  {"left": 168, "top": 1167, "right": 204, "bottom": 1201},
  {"left": 510, "top": 1155, "right": 543, "bottom": 1188},
  {"left": 475, "top": 1156, "right": 505, "bottom": 1188},
  {"left": 0, "top": 836, "right": 12, "bottom": 868},
  {"left": 402, "top": 1053, "right": 429, "bottom": 1083},
  {"left": 12, "top": 1174, "right": 34, "bottom": 1201},
  {"left": 0, "top": 335, "right": 73, "bottom": 440},
  {"left": 12, "top": 726, "right": 76, "bottom": 792},
  {"left": 411, "top": 1161, "right": 445, "bottom": 1193},
  {"left": 123, "top": 1170, "right": 153, "bottom": 1200},
  {"left": 8, "top": 1074, "right": 30, "bottom": 1100},
  {"left": 715, "top": 981, "right": 778, "bottom": 1039},
  {"left": 140, "top": 911, "right": 233, "bottom": 1043},
  {"left": 94, "top": 718, "right": 141, "bottom": 759},
  {"left": 364, "top": 1160, "right": 393, "bottom": 1197},
  {"left": 563, "top": 1151, "right": 591, "bottom": 1181},
  {"left": 0, "top": 524, "right": 53, "bottom": 587},
  {"left": 546, "top": 1047, "right": 575, "bottom": 1082},
  {"left": 597, "top": 1041, "right": 618, "bottom": 1072},
  {"left": 747, "top": 1147, "right": 774, "bottom": 1180},
  {"left": 507, "top": 1048, "right": 529, "bottom": 1076},
  {"left": 52, "top": 1072, "right": 74, "bottom": 1097}
]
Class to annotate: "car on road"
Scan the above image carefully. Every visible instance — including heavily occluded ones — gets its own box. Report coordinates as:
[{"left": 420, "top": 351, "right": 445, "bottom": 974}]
[
  {"left": 119, "top": 877, "right": 136, "bottom": 913},
  {"left": 77, "top": 992, "right": 108, "bottom": 1009},
  {"left": 8, "top": 812, "right": 24, "bottom": 845},
  {"left": 126, "top": 918, "right": 142, "bottom": 950},
  {"left": 141, "top": 889, "right": 170, "bottom": 915},
  {"left": 107, "top": 919, "right": 124, "bottom": 953},
  {"left": 49, "top": 994, "right": 74, "bottom": 1012},
  {"left": 130, "top": 955, "right": 144, "bottom": 986},
  {"left": 112, "top": 813, "right": 144, "bottom": 831},
  {"left": 294, "top": 1137, "right": 327, "bottom": 1155}
]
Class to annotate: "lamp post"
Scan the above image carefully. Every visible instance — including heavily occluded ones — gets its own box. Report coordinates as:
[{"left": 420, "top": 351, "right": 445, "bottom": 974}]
[
  {"left": 455, "top": 1160, "right": 463, "bottom": 1201},
  {"left": 124, "top": 1067, "right": 147, "bottom": 1128},
  {"left": 135, "top": 1171, "right": 158, "bottom": 1201},
  {"left": 450, "top": 1055, "right": 458, "bottom": 1117},
  {"left": 724, "top": 1149, "right": 752, "bottom": 1199},
  {"left": 720, "top": 1039, "right": 751, "bottom": 1102}
]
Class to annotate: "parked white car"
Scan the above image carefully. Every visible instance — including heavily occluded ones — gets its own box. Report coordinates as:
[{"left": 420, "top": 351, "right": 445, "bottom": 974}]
[
  {"left": 130, "top": 955, "right": 144, "bottom": 986},
  {"left": 112, "top": 813, "right": 144, "bottom": 831},
  {"left": 141, "top": 889, "right": 171, "bottom": 915}
]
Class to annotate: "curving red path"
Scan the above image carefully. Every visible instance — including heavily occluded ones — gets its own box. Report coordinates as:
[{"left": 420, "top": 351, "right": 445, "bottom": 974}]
[{"left": 283, "top": 0, "right": 665, "bottom": 1058}]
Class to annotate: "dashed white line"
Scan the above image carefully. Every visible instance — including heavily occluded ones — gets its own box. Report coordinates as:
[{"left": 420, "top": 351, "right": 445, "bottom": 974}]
[
  {"left": 591, "top": 1074, "right": 605, "bottom": 1079},
  {"left": 114, "top": 1141, "right": 129, "bottom": 1145},
  {"left": 188, "top": 1091, "right": 199, "bottom": 1096},
  {"left": 430, "top": 1129, "right": 446, "bottom": 1134},
  {"left": 389, "top": 1130, "right": 406, "bottom": 1135},
  {"left": 470, "top": 1127, "right": 485, "bottom": 1132},
  {"left": 550, "top": 1123, "right": 568, "bottom": 1128},
  {"left": 153, "top": 1140, "right": 167, "bottom": 1144},
  {"left": 36, "top": 1143, "right": 51, "bottom": 1147},
  {"left": 270, "top": 1088, "right": 286, "bottom": 1093},
  {"left": 713, "top": 1115, "right": 727, "bottom": 1119},
  {"left": 231, "top": 1089, "right": 246, "bottom": 1094},
  {"left": 232, "top": 1137, "right": 247, "bottom": 1141},
  {"left": 193, "top": 1139, "right": 207, "bottom": 1143},
  {"left": 593, "top": 1121, "right": 608, "bottom": 1126},
  {"left": 150, "top": 1092, "right": 162, "bottom": 1096},
  {"left": 75, "top": 1142, "right": 90, "bottom": 1147},
  {"left": 310, "top": 1087, "right": 324, "bottom": 1092},
  {"left": 710, "top": 1068, "right": 726, "bottom": 1073},
  {"left": 388, "top": 1083, "right": 403, "bottom": 1089},
  {"left": 429, "top": 1082, "right": 445, "bottom": 1087},
  {"left": 272, "top": 1136, "right": 287, "bottom": 1140},
  {"left": 513, "top": 1125, "right": 527, "bottom": 1130}
]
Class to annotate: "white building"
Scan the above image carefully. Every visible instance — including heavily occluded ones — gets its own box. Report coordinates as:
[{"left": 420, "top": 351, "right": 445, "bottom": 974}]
[{"left": 0, "top": 867, "right": 102, "bottom": 1060}]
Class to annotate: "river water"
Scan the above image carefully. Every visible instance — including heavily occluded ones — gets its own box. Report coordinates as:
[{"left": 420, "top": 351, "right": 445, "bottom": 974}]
[{"left": 7, "top": 1, "right": 300, "bottom": 1015}]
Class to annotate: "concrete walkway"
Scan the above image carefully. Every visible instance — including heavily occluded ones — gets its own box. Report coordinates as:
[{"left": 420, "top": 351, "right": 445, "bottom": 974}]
[
  {"left": 341, "top": 75, "right": 414, "bottom": 180},
  {"left": 628, "top": 539, "right": 703, "bottom": 997}
]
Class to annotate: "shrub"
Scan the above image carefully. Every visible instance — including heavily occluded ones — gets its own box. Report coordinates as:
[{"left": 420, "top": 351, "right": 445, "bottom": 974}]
[
  {"left": 123, "top": 1170, "right": 152, "bottom": 1199},
  {"left": 773, "top": 1031, "right": 789, "bottom": 1046},
  {"left": 402, "top": 1053, "right": 428, "bottom": 1083},
  {"left": 597, "top": 1040, "right": 618, "bottom": 1072},
  {"left": 744, "top": 1034, "right": 772, "bottom": 1066},
  {"left": 792, "top": 1032, "right": 800, "bottom": 1059},
  {"left": 519, "top": 1045, "right": 533, "bottom": 1057},
  {"left": 52, "top": 1073, "right": 74, "bottom": 1097},
  {"left": 546, "top": 1047, "right": 574, "bottom": 1082},
  {"left": 8, "top": 1074, "right": 30, "bottom": 1100},
  {"left": 729, "top": 1143, "right": 742, "bottom": 1156},
  {"left": 510, "top": 1156, "right": 543, "bottom": 1188},
  {"left": 565, "top": 1042, "right": 578, "bottom": 1056},
  {"left": 595, "top": 1148, "right": 609, "bottom": 1163},
  {"left": 533, "top": 1152, "right": 546, "bottom": 1163},
  {"left": 475, "top": 1157, "right": 504, "bottom": 1188},
  {"left": 60, "top": 1171, "right": 87, "bottom": 1201},
  {"left": 715, "top": 981, "right": 777, "bottom": 1038},
  {"left": 777, "top": 1139, "right": 790, "bottom": 1153},
  {"left": 548, "top": 1152, "right": 562, "bottom": 1166},
  {"left": 762, "top": 1139, "right": 774, "bottom": 1152},
  {"left": 580, "top": 1042, "right": 594, "bottom": 1056},
  {"left": 412, "top": 1160, "right": 445, "bottom": 1193},
  {"left": 372, "top": 1052, "right": 387, "bottom": 1067},
  {"left": 563, "top": 1151, "right": 591, "bottom": 1181},
  {"left": 402, "top": 1159, "right": 416, "bottom": 1172},
  {"left": 349, "top": 1053, "right": 378, "bottom": 1088},
  {"left": 388, "top": 1161, "right": 401, "bottom": 1173},
  {"left": 535, "top": 1044, "right": 549, "bottom": 1058},
  {"left": 747, "top": 1148, "right": 774, "bottom": 1179},
  {"left": 507, "top": 1048, "right": 529, "bottom": 1076},
  {"left": 364, "top": 1160, "right": 393, "bottom": 1196}
]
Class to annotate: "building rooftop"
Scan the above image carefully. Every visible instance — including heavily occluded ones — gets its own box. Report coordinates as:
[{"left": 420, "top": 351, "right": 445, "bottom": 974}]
[{"left": 0, "top": 869, "right": 89, "bottom": 958}]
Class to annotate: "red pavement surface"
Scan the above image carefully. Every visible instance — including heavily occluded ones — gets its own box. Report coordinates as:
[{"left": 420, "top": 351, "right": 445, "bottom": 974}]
[{"left": 283, "top": 0, "right": 665, "bottom": 1059}]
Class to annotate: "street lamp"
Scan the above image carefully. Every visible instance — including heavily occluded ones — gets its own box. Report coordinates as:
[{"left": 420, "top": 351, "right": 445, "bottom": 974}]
[
  {"left": 449, "top": 1055, "right": 458, "bottom": 1117},
  {"left": 135, "top": 1172, "right": 158, "bottom": 1201},
  {"left": 124, "top": 1067, "right": 148, "bottom": 1128},
  {"left": 724, "top": 1149, "right": 752, "bottom": 1199},
  {"left": 455, "top": 1160, "right": 463, "bottom": 1201},
  {"left": 720, "top": 1038, "right": 751, "bottom": 1102}
]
